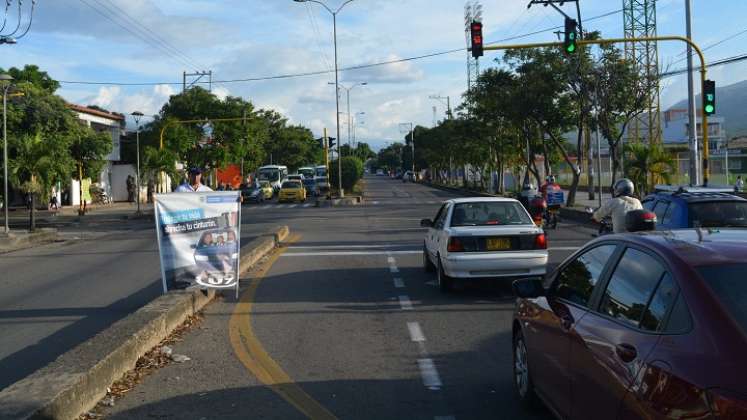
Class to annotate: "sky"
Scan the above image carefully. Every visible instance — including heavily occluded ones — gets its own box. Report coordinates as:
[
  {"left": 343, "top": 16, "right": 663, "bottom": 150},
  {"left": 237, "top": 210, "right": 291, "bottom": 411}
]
[{"left": 1, "top": 0, "right": 746, "bottom": 150}]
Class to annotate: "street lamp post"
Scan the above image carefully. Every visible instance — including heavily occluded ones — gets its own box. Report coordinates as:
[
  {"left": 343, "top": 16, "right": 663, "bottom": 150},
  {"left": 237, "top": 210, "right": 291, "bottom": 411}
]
[
  {"left": 1, "top": 73, "right": 13, "bottom": 234},
  {"left": 131, "top": 111, "right": 144, "bottom": 215},
  {"left": 296, "top": 0, "right": 358, "bottom": 197},
  {"left": 329, "top": 81, "right": 366, "bottom": 153},
  {"left": 353, "top": 111, "right": 365, "bottom": 147}
]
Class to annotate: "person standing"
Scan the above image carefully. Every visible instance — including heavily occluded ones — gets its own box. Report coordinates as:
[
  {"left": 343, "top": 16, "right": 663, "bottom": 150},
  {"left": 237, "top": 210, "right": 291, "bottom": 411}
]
[
  {"left": 176, "top": 168, "right": 213, "bottom": 192},
  {"left": 736, "top": 175, "right": 744, "bottom": 193},
  {"left": 126, "top": 175, "right": 135, "bottom": 202}
]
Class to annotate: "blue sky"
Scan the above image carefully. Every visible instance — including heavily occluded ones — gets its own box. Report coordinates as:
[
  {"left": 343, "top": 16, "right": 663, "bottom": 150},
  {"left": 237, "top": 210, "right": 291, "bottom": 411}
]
[{"left": 1, "top": 0, "right": 746, "bottom": 150}]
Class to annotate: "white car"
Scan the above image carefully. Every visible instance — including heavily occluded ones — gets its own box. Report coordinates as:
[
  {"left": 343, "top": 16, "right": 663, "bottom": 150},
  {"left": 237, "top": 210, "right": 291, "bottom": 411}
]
[{"left": 421, "top": 197, "right": 548, "bottom": 292}]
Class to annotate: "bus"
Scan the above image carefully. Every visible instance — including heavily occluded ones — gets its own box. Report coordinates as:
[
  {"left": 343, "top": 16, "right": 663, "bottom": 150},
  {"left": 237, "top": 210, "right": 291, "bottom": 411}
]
[
  {"left": 315, "top": 165, "right": 327, "bottom": 178},
  {"left": 257, "top": 165, "right": 288, "bottom": 193},
  {"left": 298, "top": 167, "right": 316, "bottom": 179}
]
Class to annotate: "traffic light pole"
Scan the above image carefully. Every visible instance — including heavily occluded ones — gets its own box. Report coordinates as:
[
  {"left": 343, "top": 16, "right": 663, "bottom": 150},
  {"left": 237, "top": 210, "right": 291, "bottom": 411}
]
[{"left": 481, "top": 35, "right": 711, "bottom": 185}]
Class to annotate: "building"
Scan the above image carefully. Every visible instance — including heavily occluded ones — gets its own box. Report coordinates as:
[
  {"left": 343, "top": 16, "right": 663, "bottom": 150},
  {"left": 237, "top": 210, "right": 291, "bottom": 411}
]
[
  {"left": 662, "top": 108, "right": 727, "bottom": 178},
  {"left": 67, "top": 104, "right": 126, "bottom": 205}
]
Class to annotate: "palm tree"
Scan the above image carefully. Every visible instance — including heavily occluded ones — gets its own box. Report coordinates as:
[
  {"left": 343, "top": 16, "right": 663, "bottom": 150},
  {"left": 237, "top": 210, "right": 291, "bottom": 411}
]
[
  {"left": 9, "top": 133, "right": 71, "bottom": 230},
  {"left": 142, "top": 146, "right": 179, "bottom": 195},
  {"left": 625, "top": 143, "right": 676, "bottom": 196}
]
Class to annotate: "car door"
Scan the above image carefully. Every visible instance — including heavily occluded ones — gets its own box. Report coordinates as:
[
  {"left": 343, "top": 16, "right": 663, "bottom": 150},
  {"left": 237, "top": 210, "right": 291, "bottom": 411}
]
[
  {"left": 652, "top": 200, "right": 670, "bottom": 229},
  {"left": 526, "top": 243, "right": 619, "bottom": 418},
  {"left": 426, "top": 204, "right": 448, "bottom": 260},
  {"left": 434, "top": 203, "right": 451, "bottom": 258},
  {"left": 569, "top": 246, "right": 672, "bottom": 420}
]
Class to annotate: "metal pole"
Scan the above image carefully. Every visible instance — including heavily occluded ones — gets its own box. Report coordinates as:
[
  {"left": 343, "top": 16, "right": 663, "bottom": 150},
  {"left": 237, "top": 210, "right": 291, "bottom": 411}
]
[
  {"left": 333, "top": 12, "right": 343, "bottom": 197},
  {"left": 596, "top": 126, "right": 603, "bottom": 208},
  {"left": 3, "top": 87, "right": 8, "bottom": 233},
  {"left": 725, "top": 140, "right": 730, "bottom": 185},
  {"left": 411, "top": 126, "right": 415, "bottom": 174},
  {"left": 346, "top": 89, "right": 351, "bottom": 151},
  {"left": 685, "top": 0, "right": 699, "bottom": 186},
  {"left": 135, "top": 125, "right": 141, "bottom": 214}
]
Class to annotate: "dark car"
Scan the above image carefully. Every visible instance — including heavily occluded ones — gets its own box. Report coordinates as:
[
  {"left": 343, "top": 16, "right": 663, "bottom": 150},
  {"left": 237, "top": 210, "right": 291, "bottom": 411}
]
[
  {"left": 240, "top": 183, "right": 265, "bottom": 203},
  {"left": 302, "top": 178, "right": 318, "bottom": 197},
  {"left": 642, "top": 186, "right": 747, "bottom": 229},
  {"left": 511, "top": 229, "right": 747, "bottom": 419}
]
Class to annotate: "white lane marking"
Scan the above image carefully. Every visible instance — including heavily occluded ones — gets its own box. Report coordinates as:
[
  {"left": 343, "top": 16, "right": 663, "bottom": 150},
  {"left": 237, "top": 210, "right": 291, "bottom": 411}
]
[
  {"left": 398, "top": 295, "right": 413, "bottom": 310},
  {"left": 549, "top": 246, "right": 580, "bottom": 251},
  {"left": 407, "top": 322, "right": 425, "bottom": 342},
  {"left": 302, "top": 203, "right": 312, "bottom": 208},
  {"left": 261, "top": 205, "right": 271, "bottom": 209},
  {"left": 427, "top": 201, "right": 436, "bottom": 204},
  {"left": 275, "top": 204, "right": 286, "bottom": 208},
  {"left": 393, "top": 278, "right": 405, "bottom": 288},
  {"left": 417, "top": 358, "right": 442, "bottom": 390},
  {"left": 281, "top": 251, "right": 419, "bottom": 257},
  {"left": 287, "top": 204, "right": 297, "bottom": 208},
  {"left": 372, "top": 201, "right": 380, "bottom": 205},
  {"left": 286, "top": 244, "right": 414, "bottom": 249},
  {"left": 425, "top": 280, "right": 437, "bottom": 287},
  {"left": 390, "top": 265, "right": 400, "bottom": 273},
  {"left": 387, "top": 256, "right": 396, "bottom": 264}
]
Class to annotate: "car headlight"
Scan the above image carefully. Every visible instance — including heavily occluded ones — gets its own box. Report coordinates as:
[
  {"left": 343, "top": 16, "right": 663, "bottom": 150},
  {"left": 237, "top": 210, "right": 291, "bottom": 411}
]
[{"left": 195, "top": 254, "right": 209, "bottom": 261}]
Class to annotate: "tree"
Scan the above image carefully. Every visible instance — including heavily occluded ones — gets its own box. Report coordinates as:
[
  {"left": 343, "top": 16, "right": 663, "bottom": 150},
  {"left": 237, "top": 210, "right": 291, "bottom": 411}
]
[
  {"left": 330, "top": 156, "right": 363, "bottom": 191},
  {"left": 142, "top": 146, "right": 179, "bottom": 192},
  {"left": 68, "top": 124, "right": 113, "bottom": 182},
  {"left": 625, "top": 143, "right": 675, "bottom": 196},
  {"left": 0, "top": 65, "right": 60, "bottom": 94}
]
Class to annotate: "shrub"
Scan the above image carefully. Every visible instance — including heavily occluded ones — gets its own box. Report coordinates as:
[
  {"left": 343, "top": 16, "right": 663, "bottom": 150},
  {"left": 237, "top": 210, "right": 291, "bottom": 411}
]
[{"left": 329, "top": 156, "right": 364, "bottom": 191}]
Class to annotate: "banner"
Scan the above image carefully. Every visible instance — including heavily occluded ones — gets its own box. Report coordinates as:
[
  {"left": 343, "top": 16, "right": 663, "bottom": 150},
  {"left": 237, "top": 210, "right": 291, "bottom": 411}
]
[{"left": 154, "top": 191, "right": 242, "bottom": 293}]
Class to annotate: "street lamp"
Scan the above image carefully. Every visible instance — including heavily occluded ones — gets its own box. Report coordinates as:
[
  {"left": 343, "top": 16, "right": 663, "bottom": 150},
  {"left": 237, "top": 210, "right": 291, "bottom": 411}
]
[
  {"left": 296, "top": 0, "right": 358, "bottom": 197},
  {"left": 353, "top": 111, "right": 365, "bottom": 147},
  {"left": 330, "top": 81, "right": 366, "bottom": 151},
  {"left": 1, "top": 73, "right": 13, "bottom": 234},
  {"left": 131, "top": 111, "right": 144, "bottom": 215}
]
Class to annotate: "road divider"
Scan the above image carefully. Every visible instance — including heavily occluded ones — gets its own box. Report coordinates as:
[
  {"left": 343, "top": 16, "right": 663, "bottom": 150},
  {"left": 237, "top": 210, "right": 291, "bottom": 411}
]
[
  {"left": 0, "top": 228, "right": 59, "bottom": 253},
  {"left": 0, "top": 225, "right": 289, "bottom": 420}
]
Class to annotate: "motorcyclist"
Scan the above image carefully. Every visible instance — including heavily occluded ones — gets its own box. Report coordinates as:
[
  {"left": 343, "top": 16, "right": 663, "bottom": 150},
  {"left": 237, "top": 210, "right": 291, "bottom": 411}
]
[
  {"left": 518, "top": 182, "right": 538, "bottom": 209},
  {"left": 592, "top": 178, "right": 642, "bottom": 234},
  {"left": 540, "top": 175, "right": 560, "bottom": 200}
]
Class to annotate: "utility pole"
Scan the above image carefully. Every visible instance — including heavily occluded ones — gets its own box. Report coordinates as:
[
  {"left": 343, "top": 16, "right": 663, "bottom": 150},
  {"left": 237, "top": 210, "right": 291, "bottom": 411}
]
[
  {"left": 429, "top": 95, "right": 452, "bottom": 120},
  {"left": 685, "top": 0, "right": 699, "bottom": 186},
  {"left": 182, "top": 70, "right": 212, "bottom": 93}
]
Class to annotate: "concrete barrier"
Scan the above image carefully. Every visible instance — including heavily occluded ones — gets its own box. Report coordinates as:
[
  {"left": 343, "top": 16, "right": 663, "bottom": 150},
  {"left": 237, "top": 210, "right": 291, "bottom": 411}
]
[
  {"left": 0, "top": 225, "right": 290, "bottom": 420},
  {"left": 0, "top": 228, "right": 59, "bottom": 253}
]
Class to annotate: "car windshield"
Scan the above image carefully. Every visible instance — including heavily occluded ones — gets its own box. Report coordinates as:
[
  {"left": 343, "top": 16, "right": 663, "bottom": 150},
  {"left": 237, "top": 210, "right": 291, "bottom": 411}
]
[
  {"left": 282, "top": 181, "right": 301, "bottom": 189},
  {"left": 450, "top": 202, "right": 532, "bottom": 226},
  {"left": 258, "top": 170, "right": 279, "bottom": 182},
  {"left": 689, "top": 201, "right": 747, "bottom": 227},
  {"left": 316, "top": 167, "right": 327, "bottom": 177},
  {"left": 697, "top": 264, "right": 747, "bottom": 335},
  {"left": 260, "top": 181, "right": 270, "bottom": 188},
  {"left": 299, "top": 169, "right": 315, "bottom": 178},
  {"left": 303, "top": 179, "right": 315, "bottom": 185}
]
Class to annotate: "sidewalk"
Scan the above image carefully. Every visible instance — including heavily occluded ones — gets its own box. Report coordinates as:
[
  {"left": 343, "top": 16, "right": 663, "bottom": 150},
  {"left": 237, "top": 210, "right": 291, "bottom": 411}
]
[{"left": 562, "top": 189, "right": 612, "bottom": 210}]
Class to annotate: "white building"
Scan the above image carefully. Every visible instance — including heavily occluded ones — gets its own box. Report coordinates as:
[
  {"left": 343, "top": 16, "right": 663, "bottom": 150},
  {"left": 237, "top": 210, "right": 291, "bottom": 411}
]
[{"left": 67, "top": 104, "right": 125, "bottom": 205}]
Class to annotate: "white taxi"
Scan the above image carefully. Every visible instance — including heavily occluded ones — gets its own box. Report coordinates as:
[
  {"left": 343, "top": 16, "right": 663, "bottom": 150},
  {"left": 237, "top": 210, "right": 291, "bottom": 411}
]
[{"left": 421, "top": 197, "right": 548, "bottom": 292}]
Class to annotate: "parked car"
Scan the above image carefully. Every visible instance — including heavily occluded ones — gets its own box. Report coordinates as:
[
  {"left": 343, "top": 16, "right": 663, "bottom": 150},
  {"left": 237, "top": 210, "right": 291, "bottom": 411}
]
[
  {"left": 302, "top": 177, "right": 319, "bottom": 197},
  {"left": 642, "top": 185, "right": 747, "bottom": 229},
  {"left": 315, "top": 176, "right": 330, "bottom": 196},
  {"left": 376, "top": 169, "right": 385, "bottom": 176},
  {"left": 511, "top": 226, "right": 747, "bottom": 419},
  {"left": 258, "top": 181, "right": 274, "bottom": 200},
  {"left": 421, "top": 198, "right": 547, "bottom": 292},
  {"left": 278, "top": 180, "right": 307, "bottom": 203},
  {"left": 240, "top": 183, "right": 266, "bottom": 203}
]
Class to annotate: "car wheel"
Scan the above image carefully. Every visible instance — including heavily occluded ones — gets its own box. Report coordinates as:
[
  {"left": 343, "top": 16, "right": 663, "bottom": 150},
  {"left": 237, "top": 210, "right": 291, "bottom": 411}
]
[
  {"left": 423, "top": 244, "right": 435, "bottom": 273},
  {"left": 513, "top": 329, "right": 536, "bottom": 407},
  {"left": 436, "top": 257, "right": 452, "bottom": 292}
]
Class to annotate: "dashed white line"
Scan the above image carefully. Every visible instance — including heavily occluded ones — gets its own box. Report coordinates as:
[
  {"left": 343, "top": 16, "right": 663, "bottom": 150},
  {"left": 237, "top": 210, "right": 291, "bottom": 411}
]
[
  {"left": 398, "top": 295, "right": 413, "bottom": 310},
  {"left": 393, "top": 277, "right": 405, "bottom": 288},
  {"left": 417, "top": 358, "right": 442, "bottom": 390},
  {"left": 387, "top": 256, "right": 396, "bottom": 264},
  {"left": 302, "top": 203, "right": 312, "bottom": 208},
  {"left": 407, "top": 322, "right": 425, "bottom": 342},
  {"left": 261, "top": 205, "right": 271, "bottom": 209},
  {"left": 389, "top": 265, "right": 400, "bottom": 273},
  {"left": 287, "top": 204, "right": 297, "bottom": 208}
]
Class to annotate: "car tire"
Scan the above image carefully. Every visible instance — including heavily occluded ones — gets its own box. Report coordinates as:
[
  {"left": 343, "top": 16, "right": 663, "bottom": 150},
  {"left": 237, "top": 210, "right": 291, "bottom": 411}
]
[
  {"left": 513, "top": 329, "right": 537, "bottom": 408},
  {"left": 437, "top": 257, "right": 452, "bottom": 292},
  {"left": 423, "top": 245, "right": 435, "bottom": 273}
]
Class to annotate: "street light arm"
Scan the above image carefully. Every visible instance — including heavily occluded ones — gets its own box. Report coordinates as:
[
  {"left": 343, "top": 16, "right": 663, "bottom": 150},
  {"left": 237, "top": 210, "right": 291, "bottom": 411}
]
[
  {"left": 336, "top": 0, "right": 356, "bottom": 14},
  {"left": 0, "top": 0, "right": 12, "bottom": 33},
  {"left": 3, "top": 0, "right": 21, "bottom": 37},
  {"left": 299, "top": 0, "right": 334, "bottom": 15}
]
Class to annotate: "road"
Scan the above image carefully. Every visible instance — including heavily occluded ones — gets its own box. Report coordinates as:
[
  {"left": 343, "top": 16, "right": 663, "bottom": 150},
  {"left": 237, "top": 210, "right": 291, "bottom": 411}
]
[{"left": 98, "top": 176, "right": 595, "bottom": 420}]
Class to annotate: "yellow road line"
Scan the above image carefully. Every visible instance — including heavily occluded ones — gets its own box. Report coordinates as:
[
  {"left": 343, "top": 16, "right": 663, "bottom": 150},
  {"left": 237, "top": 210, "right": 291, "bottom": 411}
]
[{"left": 229, "top": 234, "right": 338, "bottom": 420}]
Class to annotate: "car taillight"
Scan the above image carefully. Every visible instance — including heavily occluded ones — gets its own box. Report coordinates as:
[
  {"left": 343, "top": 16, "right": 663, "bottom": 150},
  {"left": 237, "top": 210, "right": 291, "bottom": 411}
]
[
  {"left": 708, "top": 389, "right": 747, "bottom": 419},
  {"left": 534, "top": 233, "right": 547, "bottom": 250},
  {"left": 447, "top": 237, "right": 465, "bottom": 252}
]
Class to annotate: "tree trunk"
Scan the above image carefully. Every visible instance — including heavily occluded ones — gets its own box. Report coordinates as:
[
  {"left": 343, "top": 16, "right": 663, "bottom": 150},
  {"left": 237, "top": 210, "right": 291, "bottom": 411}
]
[
  {"left": 586, "top": 126, "right": 595, "bottom": 200},
  {"left": 29, "top": 193, "right": 36, "bottom": 231},
  {"left": 567, "top": 172, "right": 580, "bottom": 207}
]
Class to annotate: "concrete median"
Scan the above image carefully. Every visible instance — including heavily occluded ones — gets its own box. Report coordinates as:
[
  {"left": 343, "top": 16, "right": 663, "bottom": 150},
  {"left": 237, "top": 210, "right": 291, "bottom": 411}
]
[{"left": 0, "top": 225, "right": 290, "bottom": 420}]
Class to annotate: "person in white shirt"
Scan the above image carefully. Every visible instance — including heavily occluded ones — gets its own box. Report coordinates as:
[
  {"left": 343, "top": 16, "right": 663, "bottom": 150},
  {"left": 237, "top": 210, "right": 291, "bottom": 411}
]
[
  {"left": 736, "top": 176, "right": 744, "bottom": 193},
  {"left": 175, "top": 167, "right": 213, "bottom": 192},
  {"left": 593, "top": 178, "right": 642, "bottom": 234}
]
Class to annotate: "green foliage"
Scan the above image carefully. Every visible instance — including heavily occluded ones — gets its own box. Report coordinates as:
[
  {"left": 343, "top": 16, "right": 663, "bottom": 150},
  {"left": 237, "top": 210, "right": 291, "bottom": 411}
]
[
  {"left": 68, "top": 124, "right": 113, "bottom": 180},
  {"left": 329, "top": 156, "right": 363, "bottom": 191},
  {"left": 624, "top": 143, "right": 675, "bottom": 196},
  {"left": 9, "top": 132, "right": 71, "bottom": 196},
  {"left": 142, "top": 146, "right": 179, "bottom": 187},
  {"left": 0, "top": 65, "right": 60, "bottom": 94}
]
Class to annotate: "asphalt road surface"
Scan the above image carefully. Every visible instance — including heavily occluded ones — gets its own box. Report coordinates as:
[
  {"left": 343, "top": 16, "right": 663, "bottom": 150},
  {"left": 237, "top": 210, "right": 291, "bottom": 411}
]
[{"left": 99, "top": 176, "right": 595, "bottom": 420}]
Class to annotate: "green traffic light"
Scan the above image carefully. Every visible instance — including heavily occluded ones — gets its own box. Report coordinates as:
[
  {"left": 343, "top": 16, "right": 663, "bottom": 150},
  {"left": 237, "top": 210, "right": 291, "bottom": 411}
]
[
  {"left": 705, "top": 104, "right": 714, "bottom": 114},
  {"left": 567, "top": 44, "right": 575, "bottom": 53}
]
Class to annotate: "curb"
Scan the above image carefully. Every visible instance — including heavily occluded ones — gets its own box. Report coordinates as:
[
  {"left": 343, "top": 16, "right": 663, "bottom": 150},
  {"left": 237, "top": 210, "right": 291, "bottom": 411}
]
[
  {"left": 420, "top": 182, "right": 502, "bottom": 198},
  {"left": 315, "top": 196, "right": 363, "bottom": 207},
  {"left": 0, "top": 225, "right": 289, "bottom": 420},
  {"left": 0, "top": 228, "right": 59, "bottom": 253}
]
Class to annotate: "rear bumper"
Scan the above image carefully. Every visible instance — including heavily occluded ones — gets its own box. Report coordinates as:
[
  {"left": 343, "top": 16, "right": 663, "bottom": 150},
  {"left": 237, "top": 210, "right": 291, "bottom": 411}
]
[{"left": 443, "top": 251, "right": 547, "bottom": 279}]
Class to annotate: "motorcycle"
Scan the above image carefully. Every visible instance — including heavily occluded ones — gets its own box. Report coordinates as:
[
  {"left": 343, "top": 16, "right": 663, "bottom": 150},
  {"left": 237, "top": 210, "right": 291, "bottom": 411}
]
[
  {"left": 544, "top": 205, "right": 560, "bottom": 230},
  {"left": 586, "top": 207, "right": 612, "bottom": 237}
]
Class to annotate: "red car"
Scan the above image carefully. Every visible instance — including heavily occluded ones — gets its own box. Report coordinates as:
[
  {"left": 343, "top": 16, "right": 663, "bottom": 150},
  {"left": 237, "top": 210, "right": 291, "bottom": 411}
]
[{"left": 512, "top": 229, "right": 747, "bottom": 419}]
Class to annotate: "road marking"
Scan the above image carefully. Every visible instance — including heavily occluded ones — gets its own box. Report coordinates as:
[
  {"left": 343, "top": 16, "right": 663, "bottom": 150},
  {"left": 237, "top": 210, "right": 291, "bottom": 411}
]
[
  {"left": 398, "top": 295, "right": 413, "bottom": 310},
  {"left": 286, "top": 244, "right": 415, "bottom": 249},
  {"left": 289, "top": 204, "right": 299, "bottom": 208},
  {"left": 229, "top": 235, "right": 338, "bottom": 420},
  {"left": 427, "top": 201, "right": 436, "bottom": 204},
  {"left": 387, "top": 256, "right": 396, "bottom": 264},
  {"left": 302, "top": 203, "right": 312, "bottom": 208},
  {"left": 417, "top": 358, "right": 442, "bottom": 390},
  {"left": 548, "top": 246, "right": 580, "bottom": 251},
  {"left": 276, "top": 204, "right": 286, "bottom": 208},
  {"left": 281, "top": 250, "right": 419, "bottom": 257},
  {"left": 261, "top": 205, "right": 271, "bottom": 209},
  {"left": 407, "top": 322, "right": 425, "bottom": 342},
  {"left": 372, "top": 201, "right": 380, "bottom": 205},
  {"left": 393, "top": 277, "right": 405, "bottom": 288},
  {"left": 390, "top": 265, "right": 400, "bottom": 273}
]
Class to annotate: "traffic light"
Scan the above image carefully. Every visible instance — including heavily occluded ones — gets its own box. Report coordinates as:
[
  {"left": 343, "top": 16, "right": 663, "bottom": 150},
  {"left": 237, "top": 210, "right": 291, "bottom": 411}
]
[
  {"left": 703, "top": 79, "right": 716, "bottom": 116},
  {"left": 316, "top": 137, "right": 325, "bottom": 148},
  {"left": 564, "top": 17, "right": 578, "bottom": 54},
  {"left": 328, "top": 137, "right": 336, "bottom": 149},
  {"left": 470, "top": 21, "right": 483, "bottom": 59}
]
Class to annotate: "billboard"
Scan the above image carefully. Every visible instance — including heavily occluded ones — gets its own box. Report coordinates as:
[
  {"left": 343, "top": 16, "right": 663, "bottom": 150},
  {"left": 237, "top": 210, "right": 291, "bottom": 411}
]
[{"left": 154, "top": 191, "right": 242, "bottom": 294}]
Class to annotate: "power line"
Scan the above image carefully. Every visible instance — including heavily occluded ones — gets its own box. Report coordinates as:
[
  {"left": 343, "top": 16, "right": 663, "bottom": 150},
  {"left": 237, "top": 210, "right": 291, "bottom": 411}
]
[
  {"left": 661, "top": 51, "right": 747, "bottom": 78},
  {"left": 57, "top": 8, "right": 624, "bottom": 87}
]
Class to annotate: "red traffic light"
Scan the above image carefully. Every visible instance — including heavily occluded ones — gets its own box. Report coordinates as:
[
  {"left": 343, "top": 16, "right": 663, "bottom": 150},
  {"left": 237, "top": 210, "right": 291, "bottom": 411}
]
[{"left": 470, "top": 21, "right": 483, "bottom": 58}]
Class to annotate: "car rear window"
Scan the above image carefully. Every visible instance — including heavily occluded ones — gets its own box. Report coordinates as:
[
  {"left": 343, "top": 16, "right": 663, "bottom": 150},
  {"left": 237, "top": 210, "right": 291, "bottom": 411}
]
[
  {"left": 689, "top": 201, "right": 747, "bottom": 228},
  {"left": 282, "top": 181, "right": 301, "bottom": 189},
  {"left": 697, "top": 264, "right": 747, "bottom": 335},
  {"left": 450, "top": 202, "right": 531, "bottom": 226}
]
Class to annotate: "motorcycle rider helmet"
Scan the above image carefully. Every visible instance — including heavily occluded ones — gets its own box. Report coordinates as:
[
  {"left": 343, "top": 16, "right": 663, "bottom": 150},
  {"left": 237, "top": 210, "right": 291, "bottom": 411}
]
[
  {"left": 613, "top": 178, "right": 635, "bottom": 197},
  {"left": 548, "top": 175, "right": 556, "bottom": 184}
]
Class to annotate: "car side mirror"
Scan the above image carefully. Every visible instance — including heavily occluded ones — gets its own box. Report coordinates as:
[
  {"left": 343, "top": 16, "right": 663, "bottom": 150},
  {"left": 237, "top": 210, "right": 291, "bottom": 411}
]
[
  {"left": 512, "top": 277, "right": 546, "bottom": 299},
  {"left": 420, "top": 218, "right": 433, "bottom": 228}
]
